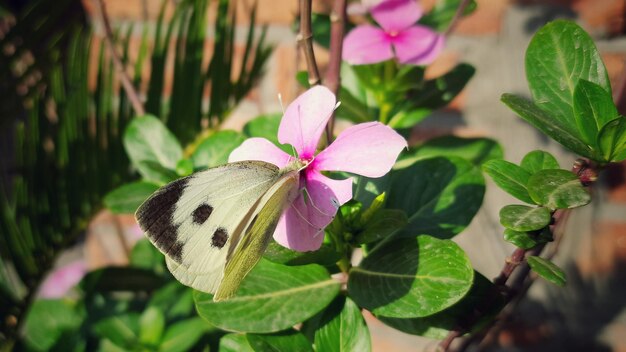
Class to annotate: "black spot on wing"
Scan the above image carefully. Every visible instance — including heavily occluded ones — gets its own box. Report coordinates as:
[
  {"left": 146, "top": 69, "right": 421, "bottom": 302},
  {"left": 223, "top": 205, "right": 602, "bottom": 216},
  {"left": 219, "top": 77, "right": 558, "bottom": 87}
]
[
  {"left": 211, "top": 228, "right": 228, "bottom": 249},
  {"left": 192, "top": 204, "right": 213, "bottom": 225},
  {"left": 136, "top": 177, "right": 189, "bottom": 262}
]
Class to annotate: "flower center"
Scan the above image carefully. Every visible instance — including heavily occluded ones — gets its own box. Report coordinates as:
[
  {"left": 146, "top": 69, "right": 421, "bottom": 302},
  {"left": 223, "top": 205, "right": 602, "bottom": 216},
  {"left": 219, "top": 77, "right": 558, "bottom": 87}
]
[{"left": 387, "top": 30, "right": 399, "bottom": 38}]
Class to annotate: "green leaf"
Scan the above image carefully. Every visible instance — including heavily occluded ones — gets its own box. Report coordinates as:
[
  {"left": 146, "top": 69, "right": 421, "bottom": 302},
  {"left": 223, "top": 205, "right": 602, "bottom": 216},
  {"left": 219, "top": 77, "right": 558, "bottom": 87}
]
[
  {"left": 191, "top": 130, "right": 246, "bottom": 169},
  {"left": 263, "top": 241, "right": 341, "bottom": 267},
  {"left": 349, "top": 236, "right": 474, "bottom": 318},
  {"left": 247, "top": 330, "right": 313, "bottom": 352},
  {"left": 139, "top": 306, "right": 165, "bottom": 346},
  {"left": 148, "top": 282, "right": 194, "bottom": 320},
  {"left": 220, "top": 334, "right": 255, "bottom": 352},
  {"left": 399, "top": 136, "right": 503, "bottom": 167},
  {"left": 80, "top": 267, "right": 165, "bottom": 294},
  {"left": 104, "top": 181, "right": 159, "bottom": 214},
  {"left": 124, "top": 115, "right": 183, "bottom": 180},
  {"left": 131, "top": 239, "right": 164, "bottom": 271},
  {"left": 378, "top": 272, "right": 503, "bottom": 339},
  {"left": 175, "top": 158, "right": 194, "bottom": 176},
  {"left": 598, "top": 116, "right": 626, "bottom": 162},
  {"left": 573, "top": 79, "right": 619, "bottom": 145},
  {"left": 195, "top": 259, "right": 340, "bottom": 333},
  {"left": 501, "top": 94, "right": 596, "bottom": 159},
  {"left": 159, "top": 317, "right": 213, "bottom": 352},
  {"left": 482, "top": 159, "right": 533, "bottom": 204},
  {"left": 520, "top": 150, "right": 560, "bottom": 174},
  {"left": 93, "top": 313, "right": 140, "bottom": 349},
  {"left": 355, "top": 209, "right": 407, "bottom": 244},
  {"left": 243, "top": 114, "right": 293, "bottom": 154},
  {"left": 313, "top": 296, "right": 371, "bottom": 352},
  {"left": 419, "top": 0, "right": 478, "bottom": 31},
  {"left": 503, "top": 228, "right": 552, "bottom": 249},
  {"left": 527, "top": 169, "right": 590, "bottom": 209},
  {"left": 527, "top": 256, "right": 566, "bottom": 286},
  {"left": 22, "top": 299, "right": 84, "bottom": 351},
  {"left": 499, "top": 205, "right": 551, "bottom": 232},
  {"left": 136, "top": 160, "right": 179, "bottom": 184},
  {"left": 388, "top": 156, "right": 485, "bottom": 239},
  {"left": 526, "top": 20, "right": 611, "bottom": 128}
]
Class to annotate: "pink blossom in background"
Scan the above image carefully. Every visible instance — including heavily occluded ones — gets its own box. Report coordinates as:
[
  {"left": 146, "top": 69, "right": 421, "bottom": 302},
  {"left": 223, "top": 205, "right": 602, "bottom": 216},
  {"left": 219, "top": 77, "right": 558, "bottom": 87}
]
[
  {"left": 39, "top": 260, "right": 87, "bottom": 298},
  {"left": 229, "top": 86, "right": 406, "bottom": 251},
  {"left": 343, "top": 0, "right": 445, "bottom": 66}
]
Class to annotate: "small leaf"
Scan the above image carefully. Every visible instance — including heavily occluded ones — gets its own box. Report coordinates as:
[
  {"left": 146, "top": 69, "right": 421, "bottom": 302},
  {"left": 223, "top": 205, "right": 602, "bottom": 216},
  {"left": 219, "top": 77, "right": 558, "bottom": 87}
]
[
  {"left": 93, "top": 314, "right": 140, "bottom": 349},
  {"left": 104, "top": 181, "right": 159, "bottom": 214},
  {"left": 527, "top": 256, "right": 566, "bottom": 286},
  {"left": 400, "top": 136, "right": 503, "bottom": 167},
  {"left": 263, "top": 241, "right": 341, "bottom": 267},
  {"left": 349, "top": 236, "right": 474, "bottom": 318},
  {"left": 520, "top": 150, "right": 560, "bottom": 174},
  {"left": 195, "top": 259, "right": 340, "bottom": 333},
  {"left": 355, "top": 209, "right": 407, "bottom": 244},
  {"left": 191, "top": 130, "right": 246, "bottom": 169},
  {"left": 130, "top": 239, "right": 164, "bottom": 272},
  {"left": 220, "top": 334, "right": 254, "bottom": 352},
  {"left": 243, "top": 114, "right": 287, "bottom": 152},
  {"left": 527, "top": 169, "right": 590, "bottom": 209},
  {"left": 175, "top": 159, "right": 194, "bottom": 176},
  {"left": 247, "top": 330, "right": 313, "bottom": 352},
  {"left": 139, "top": 306, "right": 165, "bottom": 346},
  {"left": 597, "top": 116, "right": 626, "bottom": 162},
  {"left": 499, "top": 205, "right": 551, "bottom": 232},
  {"left": 136, "top": 160, "right": 179, "bottom": 185},
  {"left": 359, "top": 192, "right": 386, "bottom": 224},
  {"left": 159, "top": 318, "right": 213, "bottom": 352},
  {"left": 482, "top": 160, "right": 533, "bottom": 204},
  {"left": 313, "top": 296, "right": 371, "bottom": 352},
  {"left": 573, "top": 79, "right": 619, "bottom": 145},
  {"left": 503, "top": 228, "right": 547, "bottom": 249},
  {"left": 22, "top": 299, "right": 84, "bottom": 351},
  {"left": 124, "top": 115, "right": 183, "bottom": 179}
]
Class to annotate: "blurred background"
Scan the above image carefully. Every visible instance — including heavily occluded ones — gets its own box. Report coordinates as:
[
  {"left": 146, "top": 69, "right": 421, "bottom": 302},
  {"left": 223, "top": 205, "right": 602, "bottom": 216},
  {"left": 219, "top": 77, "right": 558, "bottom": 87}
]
[{"left": 1, "top": 0, "right": 625, "bottom": 350}]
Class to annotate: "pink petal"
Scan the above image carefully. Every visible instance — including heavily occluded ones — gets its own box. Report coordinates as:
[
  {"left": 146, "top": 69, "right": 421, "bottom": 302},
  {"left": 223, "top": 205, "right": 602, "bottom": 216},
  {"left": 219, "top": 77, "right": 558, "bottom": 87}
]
[
  {"left": 393, "top": 26, "right": 445, "bottom": 65},
  {"left": 307, "top": 171, "right": 353, "bottom": 206},
  {"left": 314, "top": 122, "right": 407, "bottom": 178},
  {"left": 277, "top": 86, "right": 336, "bottom": 159},
  {"left": 228, "top": 137, "right": 293, "bottom": 168},
  {"left": 39, "top": 261, "right": 87, "bottom": 298},
  {"left": 273, "top": 193, "right": 330, "bottom": 252},
  {"left": 343, "top": 25, "right": 394, "bottom": 65},
  {"left": 371, "top": 0, "right": 422, "bottom": 32}
]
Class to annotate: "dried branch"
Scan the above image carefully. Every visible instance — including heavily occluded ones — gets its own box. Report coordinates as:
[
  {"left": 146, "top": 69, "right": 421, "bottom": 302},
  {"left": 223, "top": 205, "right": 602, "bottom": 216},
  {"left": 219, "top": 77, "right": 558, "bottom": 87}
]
[
  {"left": 297, "top": 0, "right": 321, "bottom": 86},
  {"left": 324, "top": 0, "right": 347, "bottom": 141},
  {"left": 95, "top": 0, "right": 146, "bottom": 116}
]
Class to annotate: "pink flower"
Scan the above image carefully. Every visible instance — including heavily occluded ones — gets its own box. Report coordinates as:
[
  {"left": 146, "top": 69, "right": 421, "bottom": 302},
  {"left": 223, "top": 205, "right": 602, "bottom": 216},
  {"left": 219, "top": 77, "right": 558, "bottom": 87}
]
[
  {"left": 229, "top": 86, "right": 406, "bottom": 251},
  {"left": 39, "top": 260, "right": 87, "bottom": 298},
  {"left": 343, "top": 0, "right": 445, "bottom": 66}
]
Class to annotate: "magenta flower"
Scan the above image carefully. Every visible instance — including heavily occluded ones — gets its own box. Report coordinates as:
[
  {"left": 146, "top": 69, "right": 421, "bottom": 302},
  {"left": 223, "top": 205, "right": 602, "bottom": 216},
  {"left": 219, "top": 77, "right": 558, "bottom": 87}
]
[
  {"left": 229, "top": 86, "right": 406, "bottom": 251},
  {"left": 343, "top": 0, "right": 445, "bottom": 66},
  {"left": 39, "top": 260, "right": 87, "bottom": 298}
]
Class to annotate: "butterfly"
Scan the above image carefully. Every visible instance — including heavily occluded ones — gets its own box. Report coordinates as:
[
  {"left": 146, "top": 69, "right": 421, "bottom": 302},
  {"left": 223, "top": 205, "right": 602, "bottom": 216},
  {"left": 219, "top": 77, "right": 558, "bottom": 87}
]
[{"left": 135, "top": 159, "right": 308, "bottom": 301}]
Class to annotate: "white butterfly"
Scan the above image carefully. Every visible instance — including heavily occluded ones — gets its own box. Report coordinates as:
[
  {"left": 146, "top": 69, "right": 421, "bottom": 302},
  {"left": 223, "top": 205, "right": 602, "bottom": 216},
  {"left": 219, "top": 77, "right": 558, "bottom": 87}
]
[{"left": 135, "top": 159, "right": 309, "bottom": 301}]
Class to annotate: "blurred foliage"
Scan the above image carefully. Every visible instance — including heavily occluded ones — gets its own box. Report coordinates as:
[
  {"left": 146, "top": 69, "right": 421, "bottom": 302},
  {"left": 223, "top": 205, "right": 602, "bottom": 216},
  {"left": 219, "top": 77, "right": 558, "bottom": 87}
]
[{"left": 0, "top": 0, "right": 271, "bottom": 345}]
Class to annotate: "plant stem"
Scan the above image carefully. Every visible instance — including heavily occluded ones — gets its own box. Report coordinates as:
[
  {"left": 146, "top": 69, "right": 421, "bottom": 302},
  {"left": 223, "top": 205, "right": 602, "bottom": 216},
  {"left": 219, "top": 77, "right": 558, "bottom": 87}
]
[
  {"left": 298, "top": 0, "right": 321, "bottom": 87},
  {"left": 444, "top": 0, "right": 472, "bottom": 36},
  {"left": 324, "top": 0, "right": 347, "bottom": 141},
  {"left": 95, "top": 0, "right": 146, "bottom": 116}
]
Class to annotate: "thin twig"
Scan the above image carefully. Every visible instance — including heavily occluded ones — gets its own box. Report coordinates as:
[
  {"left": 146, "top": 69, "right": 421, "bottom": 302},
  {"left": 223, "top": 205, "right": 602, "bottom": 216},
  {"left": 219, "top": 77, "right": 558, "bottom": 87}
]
[
  {"left": 324, "top": 0, "right": 347, "bottom": 142},
  {"left": 444, "top": 0, "right": 472, "bottom": 36},
  {"left": 95, "top": 0, "right": 146, "bottom": 116},
  {"left": 613, "top": 58, "right": 626, "bottom": 115},
  {"left": 298, "top": 0, "right": 321, "bottom": 87}
]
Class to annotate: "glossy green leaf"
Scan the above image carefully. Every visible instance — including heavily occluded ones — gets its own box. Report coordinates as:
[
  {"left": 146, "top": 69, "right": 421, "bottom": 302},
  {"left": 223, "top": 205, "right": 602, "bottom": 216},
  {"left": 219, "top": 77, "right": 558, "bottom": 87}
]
[
  {"left": 501, "top": 94, "right": 596, "bottom": 159},
  {"left": 482, "top": 159, "right": 533, "bottom": 204},
  {"left": 139, "top": 306, "right": 165, "bottom": 346},
  {"left": 499, "top": 205, "right": 551, "bottom": 232},
  {"left": 399, "top": 136, "right": 503, "bottom": 168},
  {"left": 526, "top": 20, "right": 611, "bottom": 128},
  {"left": 349, "top": 236, "right": 474, "bottom": 318},
  {"left": 527, "top": 256, "right": 566, "bottom": 287},
  {"left": 263, "top": 241, "right": 341, "bottom": 267},
  {"left": 175, "top": 158, "right": 194, "bottom": 176},
  {"left": 378, "top": 272, "right": 502, "bottom": 338},
  {"left": 247, "top": 330, "right": 313, "bottom": 352},
  {"left": 388, "top": 156, "right": 485, "bottom": 239},
  {"left": 195, "top": 259, "right": 340, "bottom": 333},
  {"left": 598, "top": 116, "right": 626, "bottom": 162},
  {"left": 419, "top": 0, "right": 477, "bottom": 31},
  {"left": 313, "top": 296, "right": 371, "bottom": 352},
  {"left": 191, "top": 130, "right": 246, "bottom": 169},
  {"left": 573, "top": 79, "right": 619, "bottom": 145},
  {"left": 136, "top": 160, "right": 180, "bottom": 185},
  {"left": 93, "top": 313, "right": 140, "bottom": 349},
  {"left": 520, "top": 150, "right": 560, "bottom": 174},
  {"left": 148, "top": 283, "right": 194, "bottom": 320},
  {"left": 104, "top": 181, "right": 159, "bottom": 214},
  {"left": 159, "top": 317, "right": 213, "bottom": 352},
  {"left": 22, "top": 299, "right": 84, "bottom": 351},
  {"left": 503, "top": 228, "right": 552, "bottom": 250},
  {"left": 124, "top": 115, "right": 183, "bottom": 179},
  {"left": 355, "top": 209, "right": 407, "bottom": 244},
  {"left": 527, "top": 169, "right": 590, "bottom": 209},
  {"left": 220, "top": 334, "right": 254, "bottom": 352}
]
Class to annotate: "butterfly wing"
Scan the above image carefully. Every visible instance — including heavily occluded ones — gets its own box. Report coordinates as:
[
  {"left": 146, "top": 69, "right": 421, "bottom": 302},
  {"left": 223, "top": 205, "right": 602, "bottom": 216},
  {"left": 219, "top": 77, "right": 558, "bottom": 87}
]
[
  {"left": 135, "top": 160, "right": 282, "bottom": 293},
  {"left": 214, "top": 169, "right": 300, "bottom": 301}
]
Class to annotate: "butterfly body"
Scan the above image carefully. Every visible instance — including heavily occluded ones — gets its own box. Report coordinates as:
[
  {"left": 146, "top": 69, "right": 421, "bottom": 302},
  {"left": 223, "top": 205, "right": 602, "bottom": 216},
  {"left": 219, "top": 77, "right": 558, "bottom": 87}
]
[{"left": 136, "top": 160, "right": 304, "bottom": 301}]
